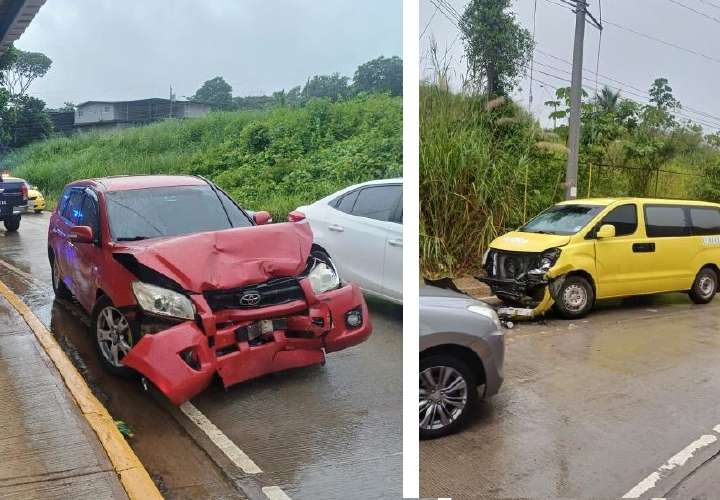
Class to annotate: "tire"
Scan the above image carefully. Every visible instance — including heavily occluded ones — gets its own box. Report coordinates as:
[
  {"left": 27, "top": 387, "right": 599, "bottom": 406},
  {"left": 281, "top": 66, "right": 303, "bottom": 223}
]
[
  {"left": 3, "top": 215, "right": 20, "bottom": 232},
  {"left": 553, "top": 274, "right": 595, "bottom": 319},
  {"left": 92, "top": 296, "right": 137, "bottom": 378},
  {"left": 50, "top": 253, "right": 72, "bottom": 300},
  {"left": 689, "top": 267, "right": 718, "bottom": 304},
  {"left": 419, "top": 354, "right": 478, "bottom": 439}
]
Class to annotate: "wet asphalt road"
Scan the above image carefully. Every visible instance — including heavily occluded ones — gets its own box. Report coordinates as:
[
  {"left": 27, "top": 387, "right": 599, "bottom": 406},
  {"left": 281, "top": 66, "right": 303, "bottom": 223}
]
[
  {"left": 0, "top": 213, "right": 401, "bottom": 500},
  {"left": 421, "top": 292, "right": 720, "bottom": 498}
]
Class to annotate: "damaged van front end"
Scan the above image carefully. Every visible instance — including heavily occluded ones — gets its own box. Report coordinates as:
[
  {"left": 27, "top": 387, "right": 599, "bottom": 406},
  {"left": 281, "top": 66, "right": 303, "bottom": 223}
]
[
  {"left": 112, "top": 222, "right": 371, "bottom": 405},
  {"left": 478, "top": 232, "right": 571, "bottom": 319}
]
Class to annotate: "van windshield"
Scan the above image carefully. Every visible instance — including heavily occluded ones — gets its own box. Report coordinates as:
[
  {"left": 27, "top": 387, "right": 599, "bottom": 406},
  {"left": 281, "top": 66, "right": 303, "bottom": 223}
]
[
  {"left": 106, "top": 185, "right": 253, "bottom": 241},
  {"left": 520, "top": 204, "right": 604, "bottom": 235}
]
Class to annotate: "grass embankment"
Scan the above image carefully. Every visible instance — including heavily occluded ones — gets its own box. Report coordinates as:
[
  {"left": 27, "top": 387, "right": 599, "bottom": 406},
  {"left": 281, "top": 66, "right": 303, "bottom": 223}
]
[
  {"left": 7, "top": 94, "right": 402, "bottom": 218},
  {"left": 420, "top": 83, "right": 720, "bottom": 279}
]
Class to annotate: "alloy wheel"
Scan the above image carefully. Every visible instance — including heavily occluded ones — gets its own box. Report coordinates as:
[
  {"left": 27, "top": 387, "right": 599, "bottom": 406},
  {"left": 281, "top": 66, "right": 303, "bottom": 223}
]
[
  {"left": 96, "top": 306, "right": 133, "bottom": 368},
  {"left": 419, "top": 365, "right": 468, "bottom": 431}
]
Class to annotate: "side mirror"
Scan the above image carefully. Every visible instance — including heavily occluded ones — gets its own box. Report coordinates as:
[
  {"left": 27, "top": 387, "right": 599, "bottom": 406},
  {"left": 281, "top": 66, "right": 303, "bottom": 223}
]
[
  {"left": 287, "top": 210, "right": 306, "bottom": 223},
  {"left": 596, "top": 224, "right": 616, "bottom": 239},
  {"left": 69, "top": 225, "right": 94, "bottom": 244},
  {"left": 253, "top": 211, "right": 272, "bottom": 225}
]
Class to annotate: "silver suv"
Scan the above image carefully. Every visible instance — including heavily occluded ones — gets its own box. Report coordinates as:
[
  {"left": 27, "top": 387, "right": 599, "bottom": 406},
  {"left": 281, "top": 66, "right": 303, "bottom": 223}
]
[{"left": 419, "top": 286, "right": 505, "bottom": 438}]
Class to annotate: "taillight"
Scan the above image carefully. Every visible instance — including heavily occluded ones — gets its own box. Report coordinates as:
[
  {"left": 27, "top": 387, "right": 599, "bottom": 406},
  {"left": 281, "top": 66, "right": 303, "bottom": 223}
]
[
  {"left": 20, "top": 183, "right": 28, "bottom": 201},
  {"left": 287, "top": 210, "right": 306, "bottom": 222}
]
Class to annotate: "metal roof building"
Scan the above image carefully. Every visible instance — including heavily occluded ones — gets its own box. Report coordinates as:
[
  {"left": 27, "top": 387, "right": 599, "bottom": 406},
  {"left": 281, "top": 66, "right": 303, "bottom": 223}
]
[{"left": 0, "top": 0, "right": 46, "bottom": 54}]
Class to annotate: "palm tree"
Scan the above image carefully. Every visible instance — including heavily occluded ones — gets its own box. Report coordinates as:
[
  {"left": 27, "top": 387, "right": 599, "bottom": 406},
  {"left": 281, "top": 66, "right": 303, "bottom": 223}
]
[{"left": 594, "top": 86, "right": 621, "bottom": 113}]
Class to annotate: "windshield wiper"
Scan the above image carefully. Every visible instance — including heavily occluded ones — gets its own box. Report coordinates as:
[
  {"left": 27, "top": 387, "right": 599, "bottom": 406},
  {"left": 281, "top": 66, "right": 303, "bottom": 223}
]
[{"left": 117, "top": 236, "right": 151, "bottom": 241}]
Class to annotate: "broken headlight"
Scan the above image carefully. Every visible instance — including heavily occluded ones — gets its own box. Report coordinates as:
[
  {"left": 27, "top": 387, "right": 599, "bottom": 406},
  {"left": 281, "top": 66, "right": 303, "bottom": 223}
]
[
  {"left": 132, "top": 281, "right": 196, "bottom": 320},
  {"left": 307, "top": 257, "right": 340, "bottom": 294},
  {"left": 530, "top": 248, "right": 561, "bottom": 274}
]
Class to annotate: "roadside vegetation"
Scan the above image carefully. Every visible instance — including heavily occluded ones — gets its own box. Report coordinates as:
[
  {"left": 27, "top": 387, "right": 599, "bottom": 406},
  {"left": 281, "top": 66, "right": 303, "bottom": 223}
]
[
  {"left": 420, "top": 0, "right": 720, "bottom": 279},
  {"left": 8, "top": 93, "right": 402, "bottom": 218}
]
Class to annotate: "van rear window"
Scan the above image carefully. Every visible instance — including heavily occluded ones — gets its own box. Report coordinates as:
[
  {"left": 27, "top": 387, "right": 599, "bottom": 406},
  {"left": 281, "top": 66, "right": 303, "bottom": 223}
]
[
  {"left": 644, "top": 205, "right": 690, "bottom": 237},
  {"left": 690, "top": 207, "right": 720, "bottom": 235}
]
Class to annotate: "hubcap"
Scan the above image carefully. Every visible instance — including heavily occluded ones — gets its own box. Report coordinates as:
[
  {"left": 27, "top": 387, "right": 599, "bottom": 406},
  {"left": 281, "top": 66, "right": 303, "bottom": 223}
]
[
  {"left": 96, "top": 306, "right": 133, "bottom": 368},
  {"left": 699, "top": 275, "right": 715, "bottom": 298},
  {"left": 419, "top": 365, "right": 468, "bottom": 431},
  {"left": 563, "top": 283, "right": 587, "bottom": 312}
]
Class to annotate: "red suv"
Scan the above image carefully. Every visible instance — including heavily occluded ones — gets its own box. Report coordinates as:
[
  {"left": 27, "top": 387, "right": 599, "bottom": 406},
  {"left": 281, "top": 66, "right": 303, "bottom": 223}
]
[{"left": 48, "top": 175, "right": 372, "bottom": 404}]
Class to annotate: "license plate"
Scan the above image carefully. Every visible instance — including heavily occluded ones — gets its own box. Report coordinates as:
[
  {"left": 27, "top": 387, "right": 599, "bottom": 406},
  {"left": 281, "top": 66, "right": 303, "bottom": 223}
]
[{"left": 235, "top": 318, "right": 288, "bottom": 343}]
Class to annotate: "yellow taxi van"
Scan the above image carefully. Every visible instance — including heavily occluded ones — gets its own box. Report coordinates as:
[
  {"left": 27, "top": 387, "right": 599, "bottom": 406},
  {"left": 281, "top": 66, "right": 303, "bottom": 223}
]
[{"left": 480, "top": 198, "right": 720, "bottom": 319}]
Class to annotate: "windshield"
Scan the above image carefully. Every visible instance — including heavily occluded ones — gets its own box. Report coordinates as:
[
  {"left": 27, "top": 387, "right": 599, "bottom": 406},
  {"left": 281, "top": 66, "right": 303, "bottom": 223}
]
[
  {"left": 520, "top": 204, "right": 604, "bottom": 235},
  {"left": 106, "top": 185, "right": 253, "bottom": 241}
]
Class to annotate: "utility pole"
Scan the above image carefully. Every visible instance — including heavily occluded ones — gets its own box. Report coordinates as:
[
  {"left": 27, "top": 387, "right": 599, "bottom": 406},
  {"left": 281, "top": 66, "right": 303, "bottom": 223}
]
[
  {"left": 565, "top": 0, "right": 587, "bottom": 200},
  {"left": 563, "top": 0, "right": 602, "bottom": 199}
]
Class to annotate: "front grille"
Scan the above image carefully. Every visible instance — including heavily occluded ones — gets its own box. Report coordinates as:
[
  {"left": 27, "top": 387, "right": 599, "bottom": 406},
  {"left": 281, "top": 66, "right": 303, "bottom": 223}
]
[
  {"left": 485, "top": 249, "right": 542, "bottom": 279},
  {"left": 204, "top": 277, "right": 305, "bottom": 311}
]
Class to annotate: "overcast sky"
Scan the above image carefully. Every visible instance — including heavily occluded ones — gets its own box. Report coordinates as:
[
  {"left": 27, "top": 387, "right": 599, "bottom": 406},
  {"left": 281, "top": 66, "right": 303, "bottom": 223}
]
[
  {"left": 420, "top": 0, "right": 720, "bottom": 132},
  {"left": 18, "top": 0, "right": 402, "bottom": 108}
]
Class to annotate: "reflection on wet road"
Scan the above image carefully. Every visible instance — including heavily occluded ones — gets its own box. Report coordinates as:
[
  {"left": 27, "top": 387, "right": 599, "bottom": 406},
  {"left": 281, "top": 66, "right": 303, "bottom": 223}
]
[
  {"left": 421, "top": 293, "right": 720, "bottom": 499},
  {"left": 0, "top": 213, "right": 401, "bottom": 499}
]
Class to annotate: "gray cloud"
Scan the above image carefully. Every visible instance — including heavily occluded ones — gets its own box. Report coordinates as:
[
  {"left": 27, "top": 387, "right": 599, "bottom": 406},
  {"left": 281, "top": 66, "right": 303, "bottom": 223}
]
[
  {"left": 19, "top": 0, "right": 402, "bottom": 107},
  {"left": 421, "top": 0, "right": 720, "bottom": 131}
]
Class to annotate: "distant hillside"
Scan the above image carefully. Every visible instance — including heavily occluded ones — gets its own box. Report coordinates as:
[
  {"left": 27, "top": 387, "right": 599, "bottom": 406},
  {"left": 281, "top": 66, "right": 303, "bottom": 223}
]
[{"left": 7, "top": 94, "right": 402, "bottom": 218}]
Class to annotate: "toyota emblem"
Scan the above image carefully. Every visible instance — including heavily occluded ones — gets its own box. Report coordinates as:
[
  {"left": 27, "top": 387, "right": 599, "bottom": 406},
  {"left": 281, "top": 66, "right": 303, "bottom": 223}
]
[{"left": 239, "top": 291, "right": 261, "bottom": 306}]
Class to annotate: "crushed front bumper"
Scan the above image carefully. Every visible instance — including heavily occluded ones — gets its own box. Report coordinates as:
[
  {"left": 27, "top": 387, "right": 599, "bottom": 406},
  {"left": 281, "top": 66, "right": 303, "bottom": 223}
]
[{"left": 122, "top": 281, "right": 372, "bottom": 405}]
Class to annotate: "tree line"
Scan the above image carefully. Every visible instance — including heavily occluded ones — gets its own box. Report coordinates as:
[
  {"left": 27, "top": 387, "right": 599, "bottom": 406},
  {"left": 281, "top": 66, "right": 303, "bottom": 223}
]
[{"left": 191, "top": 55, "right": 402, "bottom": 111}]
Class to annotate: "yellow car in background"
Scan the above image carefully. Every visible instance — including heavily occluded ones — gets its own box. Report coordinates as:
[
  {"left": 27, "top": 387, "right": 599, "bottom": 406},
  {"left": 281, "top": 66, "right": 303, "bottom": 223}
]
[
  {"left": 481, "top": 198, "right": 720, "bottom": 319},
  {"left": 26, "top": 184, "right": 46, "bottom": 213}
]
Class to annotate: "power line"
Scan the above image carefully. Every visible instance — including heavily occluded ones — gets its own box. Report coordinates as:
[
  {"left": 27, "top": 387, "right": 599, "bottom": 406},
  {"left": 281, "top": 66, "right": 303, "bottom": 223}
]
[
  {"left": 695, "top": 0, "right": 720, "bottom": 11},
  {"left": 543, "top": 0, "right": 720, "bottom": 65},
  {"left": 420, "top": 5, "right": 439, "bottom": 39},
  {"left": 665, "top": 0, "right": 720, "bottom": 24}
]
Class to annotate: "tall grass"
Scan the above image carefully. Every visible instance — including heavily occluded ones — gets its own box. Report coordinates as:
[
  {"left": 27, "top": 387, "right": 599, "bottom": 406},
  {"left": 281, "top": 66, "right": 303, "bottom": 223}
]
[{"left": 7, "top": 94, "right": 402, "bottom": 218}]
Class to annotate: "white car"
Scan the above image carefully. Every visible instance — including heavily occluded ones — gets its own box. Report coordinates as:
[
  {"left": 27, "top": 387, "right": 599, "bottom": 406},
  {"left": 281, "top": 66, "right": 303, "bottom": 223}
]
[{"left": 294, "top": 179, "right": 402, "bottom": 303}]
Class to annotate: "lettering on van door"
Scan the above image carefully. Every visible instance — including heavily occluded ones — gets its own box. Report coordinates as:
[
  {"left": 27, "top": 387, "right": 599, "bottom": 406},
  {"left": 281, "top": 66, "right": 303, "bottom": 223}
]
[{"left": 703, "top": 235, "right": 720, "bottom": 245}]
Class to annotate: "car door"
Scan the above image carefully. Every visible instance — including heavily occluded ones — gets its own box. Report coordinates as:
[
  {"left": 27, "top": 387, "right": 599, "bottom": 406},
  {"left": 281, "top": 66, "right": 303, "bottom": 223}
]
[
  {"left": 382, "top": 189, "right": 402, "bottom": 301},
  {"left": 53, "top": 188, "right": 85, "bottom": 295},
  {"left": 70, "top": 190, "right": 103, "bottom": 311},
  {"left": 321, "top": 183, "right": 401, "bottom": 296},
  {"left": 639, "top": 204, "right": 695, "bottom": 292},
  {"left": 592, "top": 203, "right": 648, "bottom": 297}
]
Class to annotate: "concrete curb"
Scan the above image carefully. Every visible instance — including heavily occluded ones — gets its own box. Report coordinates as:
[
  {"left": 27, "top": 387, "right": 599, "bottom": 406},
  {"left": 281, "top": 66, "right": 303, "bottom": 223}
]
[{"left": 0, "top": 278, "right": 163, "bottom": 500}]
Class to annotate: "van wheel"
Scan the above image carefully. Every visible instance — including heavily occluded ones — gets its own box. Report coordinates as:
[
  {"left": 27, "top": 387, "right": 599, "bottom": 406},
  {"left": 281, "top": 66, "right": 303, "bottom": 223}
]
[
  {"left": 50, "top": 254, "right": 72, "bottom": 299},
  {"left": 689, "top": 267, "right": 718, "bottom": 304},
  {"left": 3, "top": 215, "right": 20, "bottom": 232},
  {"left": 92, "top": 296, "right": 137, "bottom": 378},
  {"left": 553, "top": 275, "right": 594, "bottom": 319},
  {"left": 419, "top": 354, "right": 477, "bottom": 439}
]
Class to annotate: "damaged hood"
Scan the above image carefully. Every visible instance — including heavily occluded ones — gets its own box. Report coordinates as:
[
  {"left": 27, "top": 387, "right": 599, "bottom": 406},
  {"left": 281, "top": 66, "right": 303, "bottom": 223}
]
[
  {"left": 113, "top": 222, "right": 313, "bottom": 292},
  {"left": 490, "top": 231, "right": 571, "bottom": 253}
]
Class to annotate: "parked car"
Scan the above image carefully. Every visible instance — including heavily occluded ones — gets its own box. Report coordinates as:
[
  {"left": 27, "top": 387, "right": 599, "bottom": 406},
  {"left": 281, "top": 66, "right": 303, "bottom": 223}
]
[
  {"left": 26, "top": 183, "right": 46, "bottom": 213},
  {"left": 293, "top": 179, "right": 402, "bottom": 303},
  {"left": 481, "top": 197, "right": 720, "bottom": 319},
  {"left": 0, "top": 174, "right": 28, "bottom": 231},
  {"left": 48, "top": 175, "right": 372, "bottom": 404},
  {"left": 419, "top": 285, "right": 505, "bottom": 439}
]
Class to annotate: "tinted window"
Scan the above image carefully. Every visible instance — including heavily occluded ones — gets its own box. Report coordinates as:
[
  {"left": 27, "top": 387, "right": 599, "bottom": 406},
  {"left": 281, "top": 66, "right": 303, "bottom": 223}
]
[
  {"left": 521, "top": 204, "right": 604, "bottom": 235},
  {"left": 644, "top": 205, "right": 689, "bottom": 237},
  {"left": 600, "top": 204, "right": 637, "bottom": 236},
  {"left": 58, "top": 188, "right": 72, "bottom": 214},
  {"left": 216, "top": 189, "right": 253, "bottom": 227},
  {"left": 690, "top": 207, "right": 720, "bottom": 235},
  {"left": 351, "top": 185, "right": 401, "bottom": 222},
  {"left": 106, "top": 185, "right": 249, "bottom": 241},
  {"left": 392, "top": 192, "right": 403, "bottom": 224},
  {"left": 80, "top": 195, "right": 100, "bottom": 236},
  {"left": 334, "top": 190, "right": 359, "bottom": 214},
  {"left": 63, "top": 190, "right": 84, "bottom": 223}
]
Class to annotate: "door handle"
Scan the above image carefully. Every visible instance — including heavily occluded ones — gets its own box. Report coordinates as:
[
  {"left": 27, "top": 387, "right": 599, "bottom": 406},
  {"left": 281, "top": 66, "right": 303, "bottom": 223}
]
[
  {"left": 632, "top": 242, "right": 655, "bottom": 253},
  {"left": 388, "top": 239, "right": 403, "bottom": 247},
  {"left": 328, "top": 224, "right": 344, "bottom": 232}
]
